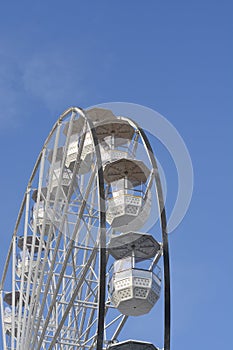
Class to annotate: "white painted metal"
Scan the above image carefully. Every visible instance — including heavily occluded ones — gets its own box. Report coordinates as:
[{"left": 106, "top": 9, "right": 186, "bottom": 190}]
[
  {"left": 64, "top": 107, "right": 117, "bottom": 175},
  {"left": 107, "top": 339, "right": 159, "bottom": 350},
  {"left": 109, "top": 258, "right": 161, "bottom": 316},
  {"left": 100, "top": 148, "right": 132, "bottom": 166},
  {"left": 0, "top": 107, "right": 162, "bottom": 349},
  {"left": 65, "top": 132, "right": 94, "bottom": 174},
  {"left": 103, "top": 158, "right": 152, "bottom": 232},
  {"left": 106, "top": 190, "right": 151, "bottom": 232}
]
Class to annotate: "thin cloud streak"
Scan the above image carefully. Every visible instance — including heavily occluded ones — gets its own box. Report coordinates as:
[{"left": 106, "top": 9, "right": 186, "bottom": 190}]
[
  {"left": 22, "top": 50, "right": 86, "bottom": 111},
  {"left": 0, "top": 53, "right": 26, "bottom": 128},
  {"left": 0, "top": 47, "right": 108, "bottom": 129}
]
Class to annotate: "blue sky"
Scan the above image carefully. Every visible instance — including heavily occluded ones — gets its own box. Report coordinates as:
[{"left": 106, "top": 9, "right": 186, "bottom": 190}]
[{"left": 0, "top": 1, "right": 232, "bottom": 349}]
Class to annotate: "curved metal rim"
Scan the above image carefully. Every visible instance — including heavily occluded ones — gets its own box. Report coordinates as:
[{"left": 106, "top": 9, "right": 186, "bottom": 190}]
[
  {"left": 81, "top": 109, "right": 107, "bottom": 350},
  {"left": 120, "top": 116, "right": 171, "bottom": 350}
]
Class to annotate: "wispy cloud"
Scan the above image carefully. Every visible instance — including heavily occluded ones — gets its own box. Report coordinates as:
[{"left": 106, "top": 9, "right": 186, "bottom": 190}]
[
  {"left": 0, "top": 53, "right": 27, "bottom": 128},
  {"left": 0, "top": 43, "right": 116, "bottom": 131},
  {"left": 22, "top": 50, "right": 86, "bottom": 111},
  {"left": 0, "top": 48, "right": 92, "bottom": 130}
]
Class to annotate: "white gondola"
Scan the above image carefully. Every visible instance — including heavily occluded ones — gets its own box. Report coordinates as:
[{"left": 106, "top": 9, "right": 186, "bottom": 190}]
[
  {"left": 64, "top": 107, "right": 116, "bottom": 173},
  {"left": 108, "top": 232, "right": 161, "bottom": 316},
  {"left": 47, "top": 147, "right": 74, "bottom": 197},
  {"left": 104, "top": 159, "right": 151, "bottom": 232},
  {"left": 16, "top": 236, "right": 45, "bottom": 278},
  {"left": 32, "top": 201, "right": 55, "bottom": 227},
  {"left": 3, "top": 307, "right": 14, "bottom": 336},
  {"left": 100, "top": 147, "right": 132, "bottom": 166},
  {"left": 31, "top": 188, "right": 60, "bottom": 234},
  {"left": 107, "top": 339, "right": 159, "bottom": 350},
  {"left": 94, "top": 118, "right": 135, "bottom": 146},
  {"left": 16, "top": 259, "right": 41, "bottom": 279},
  {"left": 3, "top": 291, "right": 30, "bottom": 337},
  {"left": 95, "top": 118, "right": 136, "bottom": 169},
  {"left": 65, "top": 132, "right": 94, "bottom": 174},
  {"left": 64, "top": 109, "right": 135, "bottom": 173}
]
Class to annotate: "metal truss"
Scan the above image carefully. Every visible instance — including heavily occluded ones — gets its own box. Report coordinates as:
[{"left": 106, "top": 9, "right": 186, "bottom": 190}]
[{"left": 0, "top": 107, "right": 170, "bottom": 350}]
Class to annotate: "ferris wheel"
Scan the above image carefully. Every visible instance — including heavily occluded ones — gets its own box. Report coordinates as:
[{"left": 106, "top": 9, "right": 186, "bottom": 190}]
[{"left": 0, "top": 107, "right": 171, "bottom": 350}]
